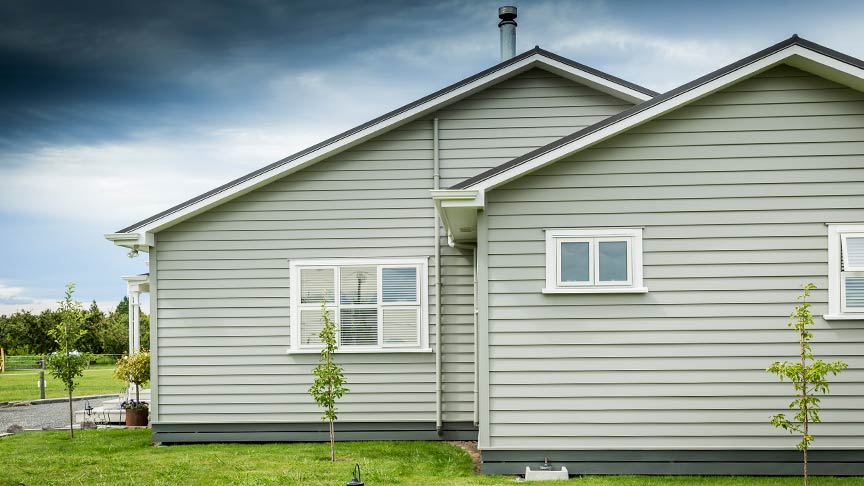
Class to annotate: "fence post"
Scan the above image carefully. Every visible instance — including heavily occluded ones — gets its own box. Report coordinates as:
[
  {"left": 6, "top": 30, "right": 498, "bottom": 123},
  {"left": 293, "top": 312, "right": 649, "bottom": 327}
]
[
  {"left": 39, "top": 370, "right": 46, "bottom": 400},
  {"left": 1, "top": 347, "right": 5, "bottom": 373}
]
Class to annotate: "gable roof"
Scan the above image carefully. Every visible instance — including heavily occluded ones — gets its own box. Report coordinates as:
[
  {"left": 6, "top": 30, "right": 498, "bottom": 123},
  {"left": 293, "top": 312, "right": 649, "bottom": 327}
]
[
  {"left": 451, "top": 35, "right": 864, "bottom": 191},
  {"left": 113, "top": 47, "right": 656, "bottom": 237}
]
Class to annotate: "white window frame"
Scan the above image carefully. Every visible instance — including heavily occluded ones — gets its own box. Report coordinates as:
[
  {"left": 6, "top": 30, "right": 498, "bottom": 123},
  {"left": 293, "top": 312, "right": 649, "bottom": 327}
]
[
  {"left": 288, "top": 258, "right": 431, "bottom": 353},
  {"left": 543, "top": 228, "right": 647, "bottom": 294},
  {"left": 555, "top": 238, "right": 593, "bottom": 287},
  {"left": 840, "top": 232, "right": 864, "bottom": 272},
  {"left": 826, "top": 224, "right": 864, "bottom": 320}
]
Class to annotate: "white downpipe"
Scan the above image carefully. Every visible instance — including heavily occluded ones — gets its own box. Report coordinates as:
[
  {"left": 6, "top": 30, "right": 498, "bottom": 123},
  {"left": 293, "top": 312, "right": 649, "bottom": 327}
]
[
  {"left": 472, "top": 246, "right": 479, "bottom": 426},
  {"left": 433, "top": 117, "right": 443, "bottom": 434}
]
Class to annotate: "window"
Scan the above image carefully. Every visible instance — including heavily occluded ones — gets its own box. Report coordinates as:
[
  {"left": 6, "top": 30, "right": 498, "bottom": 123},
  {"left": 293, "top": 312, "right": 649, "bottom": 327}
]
[
  {"left": 544, "top": 228, "right": 646, "bottom": 294},
  {"left": 289, "top": 259, "right": 429, "bottom": 352},
  {"left": 827, "top": 224, "right": 864, "bottom": 319}
]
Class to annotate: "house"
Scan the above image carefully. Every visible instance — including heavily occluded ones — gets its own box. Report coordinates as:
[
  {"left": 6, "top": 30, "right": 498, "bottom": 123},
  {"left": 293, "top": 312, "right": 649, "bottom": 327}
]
[{"left": 106, "top": 9, "right": 864, "bottom": 476}]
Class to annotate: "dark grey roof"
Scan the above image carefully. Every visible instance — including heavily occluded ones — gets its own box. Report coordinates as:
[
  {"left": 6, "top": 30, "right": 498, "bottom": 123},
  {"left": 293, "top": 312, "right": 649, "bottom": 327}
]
[
  {"left": 118, "top": 47, "right": 656, "bottom": 233},
  {"left": 451, "top": 35, "right": 864, "bottom": 190}
]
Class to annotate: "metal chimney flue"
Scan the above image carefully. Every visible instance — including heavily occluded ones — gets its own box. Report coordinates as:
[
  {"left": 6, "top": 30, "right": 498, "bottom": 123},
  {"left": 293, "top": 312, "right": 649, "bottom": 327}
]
[{"left": 498, "top": 6, "right": 517, "bottom": 61}]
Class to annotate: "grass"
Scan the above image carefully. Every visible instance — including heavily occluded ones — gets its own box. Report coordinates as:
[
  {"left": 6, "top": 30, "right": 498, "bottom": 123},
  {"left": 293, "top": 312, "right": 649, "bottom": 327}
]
[
  {"left": 0, "top": 365, "right": 126, "bottom": 402},
  {"left": 0, "top": 429, "right": 862, "bottom": 486}
]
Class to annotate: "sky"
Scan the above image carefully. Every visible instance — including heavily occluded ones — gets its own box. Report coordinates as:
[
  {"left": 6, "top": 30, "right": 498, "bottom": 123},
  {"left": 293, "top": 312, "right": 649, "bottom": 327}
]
[{"left": 2, "top": 0, "right": 864, "bottom": 313}]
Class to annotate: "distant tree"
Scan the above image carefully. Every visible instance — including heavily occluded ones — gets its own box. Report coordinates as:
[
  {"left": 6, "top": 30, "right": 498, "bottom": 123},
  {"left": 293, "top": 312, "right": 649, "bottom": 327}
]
[
  {"left": 308, "top": 302, "right": 348, "bottom": 462},
  {"left": 768, "top": 283, "right": 848, "bottom": 486},
  {"left": 115, "top": 296, "right": 129, "bottom": 317},
  {"left": 20, "top": 310, "right": 57, "bottom": 355},
  {"left": 85, "top": 297, "right": 150, "bottom": 356},
  {"left": 97, "top": 309, "right": 130, "bottom": 356},
  {"left": 0, "top": 314, "right": 21, "bottom": 354},
  {"left": 0, "top": 295, "right": 146, "bottom": 358},
  {"left": 0, "top": 310, "right": 47, "bottom": 355},
  {"left": 45, "top": 284, "right": 92, "bottom": 438},
  {"left": 140, "top": 313, "right": 150, "bottom": 351},
  {"left": 78, "top": 301, "right": 105, "bottom": 354}
]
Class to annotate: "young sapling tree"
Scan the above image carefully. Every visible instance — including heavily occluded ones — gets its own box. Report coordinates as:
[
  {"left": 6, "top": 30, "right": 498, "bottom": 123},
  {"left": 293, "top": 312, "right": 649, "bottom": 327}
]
[
  {"left": 45, "top": 284, "right": 92, "bottom": 438},
  {"left": 308, "top": 301, "right": 348, "bottom": 461},
  {"left": 767, "top": 283, "right": 848, "bottom": 486}
]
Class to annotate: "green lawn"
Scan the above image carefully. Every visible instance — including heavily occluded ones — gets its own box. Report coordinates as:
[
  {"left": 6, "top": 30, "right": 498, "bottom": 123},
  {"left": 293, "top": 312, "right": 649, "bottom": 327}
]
[
  {"left": 0, "top": 429, "right": 862, "bottom": 486},
  {"left": 0, "top": 365, "right": 125, "bottom": 402}
]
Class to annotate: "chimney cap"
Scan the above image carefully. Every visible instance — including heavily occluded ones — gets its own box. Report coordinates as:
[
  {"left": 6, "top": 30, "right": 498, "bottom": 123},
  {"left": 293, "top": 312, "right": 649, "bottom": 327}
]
[{"left": 498, "top": 6, "right": 517, "bottom": 22}]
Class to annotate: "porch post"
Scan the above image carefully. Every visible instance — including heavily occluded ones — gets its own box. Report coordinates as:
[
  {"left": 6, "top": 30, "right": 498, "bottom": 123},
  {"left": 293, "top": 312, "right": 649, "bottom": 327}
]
[
  {"left": 121, "top": 274, "right": 149, "bottom": 401},
  {"left": 128, "top": 287, "right": 141, "bottom": 354}
]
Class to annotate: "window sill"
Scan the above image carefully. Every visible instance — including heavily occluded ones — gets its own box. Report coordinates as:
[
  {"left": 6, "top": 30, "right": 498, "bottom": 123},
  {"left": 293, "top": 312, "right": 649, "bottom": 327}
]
[
  {"left": 286, "top": 347, "right": 433, "bottom": 355},
  {"left": 542, "top": 287, "right": 649, "bottom": 294},
  {"left": 823, "top": 314, "right": 864, "bottom": 321}
]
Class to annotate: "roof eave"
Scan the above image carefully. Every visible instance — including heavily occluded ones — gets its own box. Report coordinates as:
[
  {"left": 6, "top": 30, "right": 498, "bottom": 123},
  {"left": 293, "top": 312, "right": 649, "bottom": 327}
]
[{"left": 105, "top": 232, "right": 153, "bottom": 252}]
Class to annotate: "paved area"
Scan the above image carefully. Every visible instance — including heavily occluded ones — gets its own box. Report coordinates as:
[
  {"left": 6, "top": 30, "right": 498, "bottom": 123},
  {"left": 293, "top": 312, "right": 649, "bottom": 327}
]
[{"left": 1, "top": 399, "right": 93, "bottom": 431}]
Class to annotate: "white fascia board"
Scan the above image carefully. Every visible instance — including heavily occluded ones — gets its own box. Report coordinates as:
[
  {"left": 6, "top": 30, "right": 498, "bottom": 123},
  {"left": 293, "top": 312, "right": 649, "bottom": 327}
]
[
  {"left": 121, "top": 274, "right": 149, "bottom": 283},
  {"left": 105, "top": 232, "right": 153, "bottom": 251},
  {"left": 537, "top": 58, "right": 652, "bottom": 103},
  {"left": 431, "top": 189, "right": 484, "bottom": 208},
  {"left": 122, "top": 274, "right": 150, "bottom": 293},
  {"left": 120, "top": 53, "right": 645, "bottom": 237},
  {"left": 785, "top": 53, "right": 864, "bottom": 92},
  {"left": 469, "top": 45, "right": 864, "bottom": 193}
]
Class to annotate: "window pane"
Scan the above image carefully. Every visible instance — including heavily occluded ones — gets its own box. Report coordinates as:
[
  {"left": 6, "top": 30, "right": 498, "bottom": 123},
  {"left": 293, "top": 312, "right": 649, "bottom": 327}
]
[
  {"left": 340, "top": 266, "right": 377, "bottom": 304},
  {"left": 561, "top": 241, "right": 590, "bottom": 282},
  {"left": 340, "top": 308, "right": 378, "bottom": 346},
  {"left": 845, "top": 237, "right": 864, "bottom": 268},
  {"left": 300, "top": 268, "right": 334, "bottom": 304},
  {"left": 598, "top": 241, "right": 628, "bottom": 282},
  {"left": 383, "top": 307, "right": 419, "bottom": 345},
  {"left": 382, "top": 267, "right": 417, "bottom": 302},
  {"left": 300, "top": 309, "right": 326, "bottom": 346},
  {"left": 846, "top": 276, "right": 864, "bottom": 309}
]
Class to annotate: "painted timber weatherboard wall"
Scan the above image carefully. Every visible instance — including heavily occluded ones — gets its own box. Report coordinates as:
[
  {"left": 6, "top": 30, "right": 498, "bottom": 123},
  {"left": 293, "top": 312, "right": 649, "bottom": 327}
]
[
  {"left": 481, "top": 65, "right": 864, "bottom": 472},
  {"left": 150, "top": 68, "right": 634, "bottom": 439}
]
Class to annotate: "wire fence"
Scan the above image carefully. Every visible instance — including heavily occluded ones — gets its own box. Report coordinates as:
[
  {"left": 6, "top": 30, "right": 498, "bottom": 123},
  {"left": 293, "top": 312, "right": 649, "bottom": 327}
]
[{"left": 1, "top": 354, "right": 124, "bottom": 371}]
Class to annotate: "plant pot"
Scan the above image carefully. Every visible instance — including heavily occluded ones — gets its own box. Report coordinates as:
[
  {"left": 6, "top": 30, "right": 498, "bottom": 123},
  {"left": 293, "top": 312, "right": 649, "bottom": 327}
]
[{"left": 125, "top": 408, "right": 149, "bottom": 426}]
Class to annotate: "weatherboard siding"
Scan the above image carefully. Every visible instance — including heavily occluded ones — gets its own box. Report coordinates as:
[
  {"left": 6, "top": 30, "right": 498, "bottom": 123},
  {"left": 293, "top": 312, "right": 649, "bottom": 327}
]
[
  {"left": 154, "top": 143, "right": 443, "bottom": 423},
  {"left": 436, "top": 68, "right": 634, "bottom": 187},
  {"left": 152, "top": 68, "right": 629, "bottom": 425},
  {"left": 483, "top": 66, "right": 864, "bottom": 450}
]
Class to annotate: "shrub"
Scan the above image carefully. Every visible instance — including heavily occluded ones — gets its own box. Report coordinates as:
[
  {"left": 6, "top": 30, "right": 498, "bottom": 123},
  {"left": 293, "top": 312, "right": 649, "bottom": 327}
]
[{"left": 114, "top": 351, "right": 150, "bottom": 403}]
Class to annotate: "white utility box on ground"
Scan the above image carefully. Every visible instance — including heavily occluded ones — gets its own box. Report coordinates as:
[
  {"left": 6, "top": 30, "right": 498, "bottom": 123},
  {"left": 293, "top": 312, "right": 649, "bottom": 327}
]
[{"left": 523, "top": 465, "right": 569, "bottom": 481}]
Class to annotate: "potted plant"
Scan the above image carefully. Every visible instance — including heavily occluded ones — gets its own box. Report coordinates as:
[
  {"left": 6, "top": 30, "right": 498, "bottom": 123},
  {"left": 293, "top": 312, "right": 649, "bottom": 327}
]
[
  {"left": 114, "top": 351, "right": 150, "bottom": 426},
  {"left": 120, "top": 399, "right": 149, "bottom": 426}
]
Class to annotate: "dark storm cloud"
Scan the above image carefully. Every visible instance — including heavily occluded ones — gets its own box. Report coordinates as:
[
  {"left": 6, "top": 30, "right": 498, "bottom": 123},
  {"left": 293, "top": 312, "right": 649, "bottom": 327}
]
[{"left": 0, "top": 0, "right": 472, "bottom": 152}]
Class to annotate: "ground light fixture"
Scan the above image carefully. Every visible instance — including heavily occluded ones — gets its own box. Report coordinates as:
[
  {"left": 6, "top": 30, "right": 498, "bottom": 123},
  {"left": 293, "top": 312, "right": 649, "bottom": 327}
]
[{"left": 346, "top": 464, "right": 364, "bottom": 486}]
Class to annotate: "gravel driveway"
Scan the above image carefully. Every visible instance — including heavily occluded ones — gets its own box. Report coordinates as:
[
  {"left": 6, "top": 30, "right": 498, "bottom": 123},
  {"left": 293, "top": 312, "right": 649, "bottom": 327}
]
[{"left": 1, "top": 399, "right": 93, "bottom": 431}]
